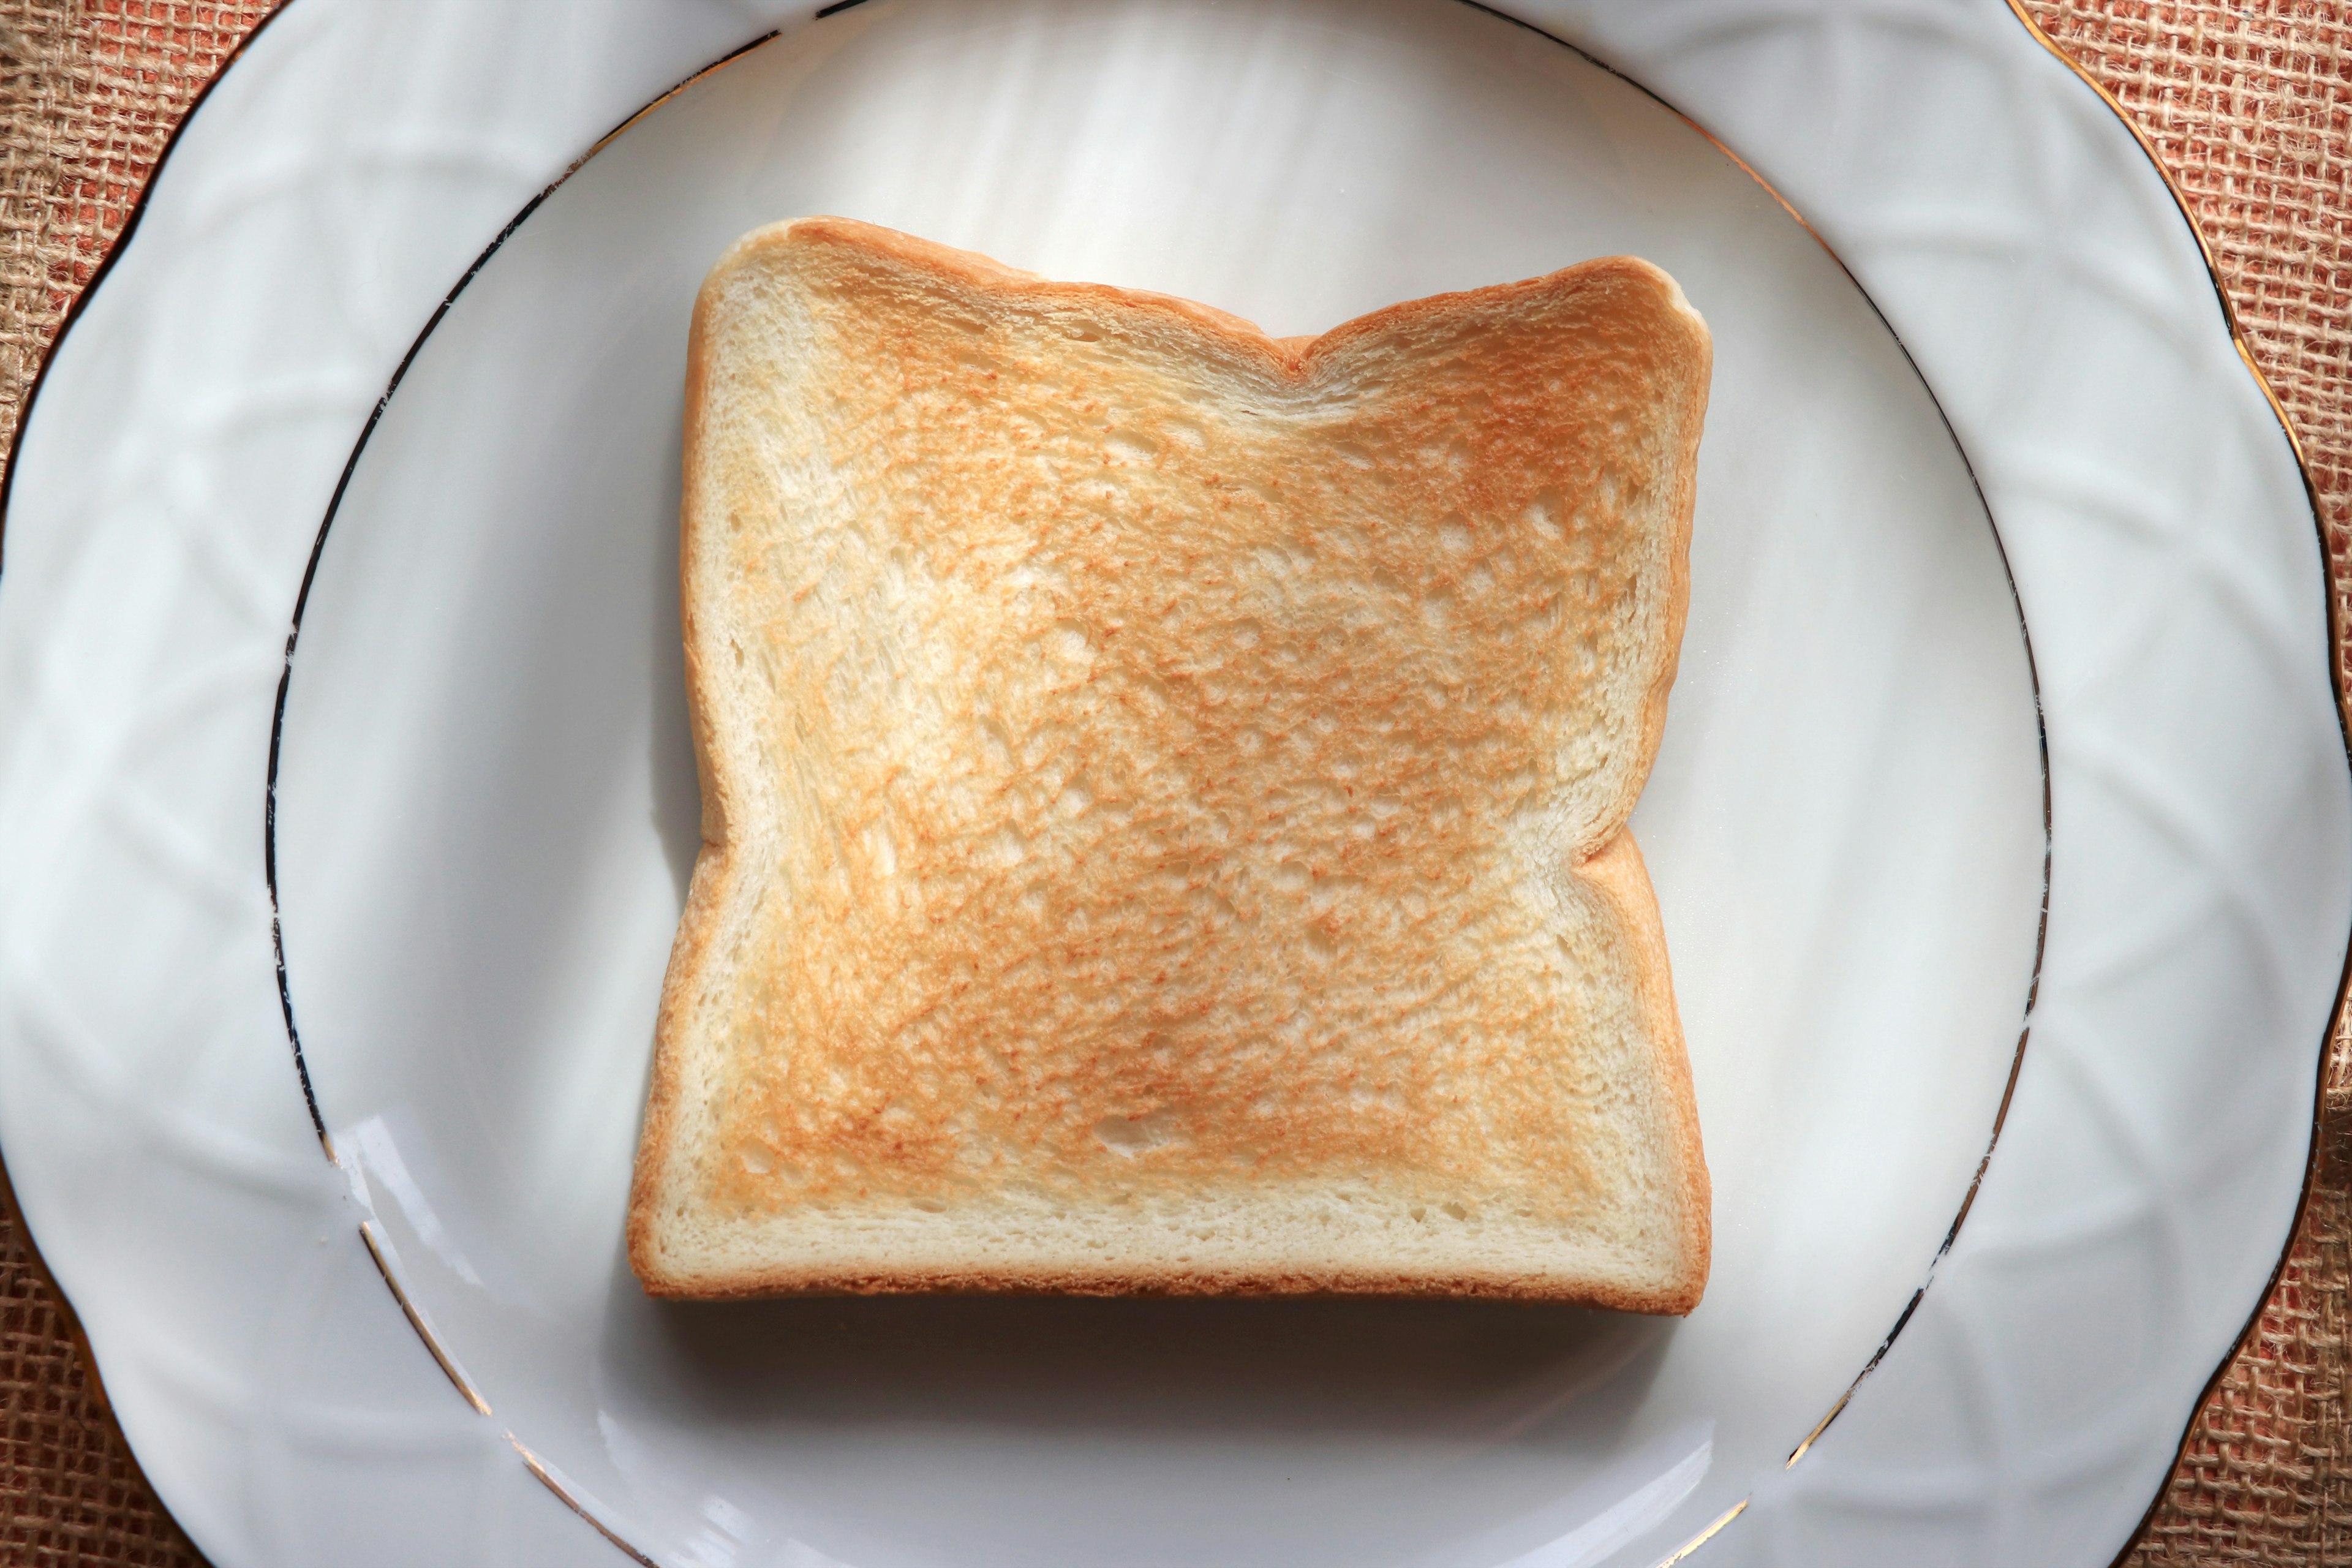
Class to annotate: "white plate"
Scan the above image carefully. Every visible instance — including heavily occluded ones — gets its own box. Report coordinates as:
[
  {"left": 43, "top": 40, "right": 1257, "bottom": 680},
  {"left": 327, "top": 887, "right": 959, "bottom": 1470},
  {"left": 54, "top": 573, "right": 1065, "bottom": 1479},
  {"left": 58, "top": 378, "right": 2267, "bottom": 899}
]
[
  {"left": 0, "top": 2, "right": 2343, "bottom": 1566},
  {"left": 277, "top": 2, "right": 2045, "bottom": 1561}
]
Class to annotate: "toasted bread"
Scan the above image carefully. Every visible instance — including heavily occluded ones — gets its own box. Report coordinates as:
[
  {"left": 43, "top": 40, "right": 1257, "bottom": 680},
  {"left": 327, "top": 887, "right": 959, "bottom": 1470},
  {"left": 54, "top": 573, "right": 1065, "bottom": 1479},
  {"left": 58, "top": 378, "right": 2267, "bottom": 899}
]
[{"left": 628, "top": 217, "right": 1711, "bottom": 1310}]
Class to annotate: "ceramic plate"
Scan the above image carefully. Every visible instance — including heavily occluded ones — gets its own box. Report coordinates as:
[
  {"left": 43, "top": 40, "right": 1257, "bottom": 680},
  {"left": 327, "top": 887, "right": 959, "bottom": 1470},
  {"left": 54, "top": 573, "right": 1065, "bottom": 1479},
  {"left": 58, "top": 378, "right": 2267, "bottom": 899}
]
[{"left": 0, "top": 2, "right": 2343, "bottom": 1566}]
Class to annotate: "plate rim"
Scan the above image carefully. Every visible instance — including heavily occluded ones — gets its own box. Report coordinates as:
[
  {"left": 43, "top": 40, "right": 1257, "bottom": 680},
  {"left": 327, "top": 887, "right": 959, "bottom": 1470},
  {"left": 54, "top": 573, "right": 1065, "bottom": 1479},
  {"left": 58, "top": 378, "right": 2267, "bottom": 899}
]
[
  {"left": 1990, "top": 5, "right": 2351, "bottom": 1561},
  {"left": 0, "top": 1, "right": 2339, "bottom": 1564}
]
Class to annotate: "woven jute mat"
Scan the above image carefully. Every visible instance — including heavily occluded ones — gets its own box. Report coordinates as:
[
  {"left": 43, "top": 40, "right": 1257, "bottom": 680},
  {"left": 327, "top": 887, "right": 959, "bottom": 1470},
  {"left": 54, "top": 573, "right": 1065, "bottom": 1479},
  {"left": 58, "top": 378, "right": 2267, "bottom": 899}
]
[{"left": 0, "top": 1, "right": 2345, "bottom": 1563}]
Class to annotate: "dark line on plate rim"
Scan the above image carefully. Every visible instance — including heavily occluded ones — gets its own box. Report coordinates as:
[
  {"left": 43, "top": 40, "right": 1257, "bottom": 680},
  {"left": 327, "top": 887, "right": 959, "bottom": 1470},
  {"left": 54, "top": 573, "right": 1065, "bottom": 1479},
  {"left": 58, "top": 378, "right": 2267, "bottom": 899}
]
[
  {"left": 265, "top": 179, "right": 562, "bottom": 1151},
  {"left": 1985, "top": 6, "right": 2352, "bottom": 1564},
  {"left": 510, "top": 1436, "right": 663, "bottom": 1568},
  {"left": 579, "top": 26, "right": 789, "bottom": 168},
  {"left": 358, "top": 1220, "right": 494, "bottom": 1415},
  {"left": 256, "top": 24, "right": 799, "bottom": 1564},
  {"left": 261, "top": 29, "right": 781, "bottom": 1156}
]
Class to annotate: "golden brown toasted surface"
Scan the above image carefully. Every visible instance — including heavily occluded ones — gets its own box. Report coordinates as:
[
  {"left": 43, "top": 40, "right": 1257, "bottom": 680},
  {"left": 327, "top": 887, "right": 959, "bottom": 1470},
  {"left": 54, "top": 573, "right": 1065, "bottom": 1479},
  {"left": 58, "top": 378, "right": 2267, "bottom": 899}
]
[{"left": 632, "top": 217, "right": 1711, "bottom": 1303}]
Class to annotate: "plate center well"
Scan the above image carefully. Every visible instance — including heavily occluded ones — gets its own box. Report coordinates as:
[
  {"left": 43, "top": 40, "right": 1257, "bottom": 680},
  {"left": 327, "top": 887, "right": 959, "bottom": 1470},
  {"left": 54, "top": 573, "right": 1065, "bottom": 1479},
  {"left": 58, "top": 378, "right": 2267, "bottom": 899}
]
[{"left": 270, "top": 1, "right": 2045, "bottom": 1564}]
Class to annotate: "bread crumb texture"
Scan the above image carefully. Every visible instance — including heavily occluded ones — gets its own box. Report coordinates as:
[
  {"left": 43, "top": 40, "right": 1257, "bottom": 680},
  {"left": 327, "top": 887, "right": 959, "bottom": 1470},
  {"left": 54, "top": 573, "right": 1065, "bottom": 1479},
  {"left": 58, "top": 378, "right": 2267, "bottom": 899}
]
[{"left": 631, "top": 218, "right": 1713, "bottom": 1311}]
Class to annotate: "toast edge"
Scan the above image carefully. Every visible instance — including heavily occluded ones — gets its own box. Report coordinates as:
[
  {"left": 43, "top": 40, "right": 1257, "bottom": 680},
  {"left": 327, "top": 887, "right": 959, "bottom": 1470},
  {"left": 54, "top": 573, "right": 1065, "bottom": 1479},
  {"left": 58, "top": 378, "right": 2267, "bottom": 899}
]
[
  {"left": 633, "top": 1257, "right": 1705, "bottom": 1310},
  {"left": 1578, "top": 828, "right": 1712, "bottom": 1315},
  {"left": 1618, "top": 270, "right": 1708, "bottom": 862}
]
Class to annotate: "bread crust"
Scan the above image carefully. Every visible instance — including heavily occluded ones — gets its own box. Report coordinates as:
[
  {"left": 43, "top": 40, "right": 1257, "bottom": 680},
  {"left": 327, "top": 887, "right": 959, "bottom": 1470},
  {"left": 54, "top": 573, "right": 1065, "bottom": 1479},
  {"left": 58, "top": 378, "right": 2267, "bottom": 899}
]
[
  {"left": 628, "top": 217, "right": 1712, "bottom": 1310},
  {"left": 633, "top": 1257, "right": 1692, "bottom": 1310},
  {"left": 1571, "top": 829, "right": 1711, "bottom": 1314}
]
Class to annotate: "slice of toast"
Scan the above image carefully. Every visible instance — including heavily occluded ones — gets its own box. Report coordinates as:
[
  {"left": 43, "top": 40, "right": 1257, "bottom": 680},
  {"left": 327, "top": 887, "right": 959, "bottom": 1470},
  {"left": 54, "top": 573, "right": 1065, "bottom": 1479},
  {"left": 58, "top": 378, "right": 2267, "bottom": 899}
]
[{"left": 628, "top": 217, "right": 1712, "bottom": 1310}]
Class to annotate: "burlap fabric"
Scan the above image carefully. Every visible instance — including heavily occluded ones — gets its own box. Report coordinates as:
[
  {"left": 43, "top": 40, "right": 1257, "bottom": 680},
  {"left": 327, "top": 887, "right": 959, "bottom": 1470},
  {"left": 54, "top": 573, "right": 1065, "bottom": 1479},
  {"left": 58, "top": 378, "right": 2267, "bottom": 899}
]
[{"left": 0, "top": 1, "right": 2343, "bottom": 1563}]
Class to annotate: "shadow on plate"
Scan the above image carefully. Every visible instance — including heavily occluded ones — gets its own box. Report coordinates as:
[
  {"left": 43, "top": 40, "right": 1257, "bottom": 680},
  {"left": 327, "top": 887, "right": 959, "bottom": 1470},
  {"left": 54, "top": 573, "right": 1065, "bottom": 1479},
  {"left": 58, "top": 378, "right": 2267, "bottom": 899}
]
[{"left": 598, "top": 1235, "right": 1676, "bottom": 1438}]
